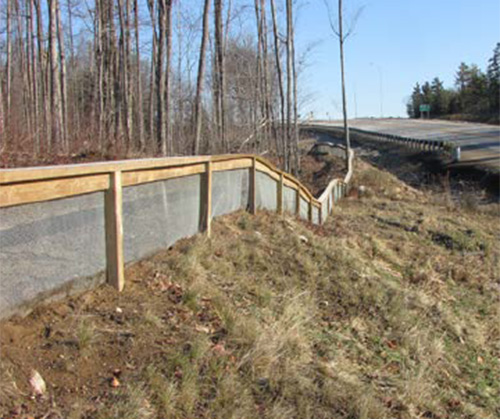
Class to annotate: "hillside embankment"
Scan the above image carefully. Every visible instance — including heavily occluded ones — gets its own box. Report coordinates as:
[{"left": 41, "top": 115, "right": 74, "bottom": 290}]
[{"left": 1, "top": 156, "right": 499, "bottom": 419}]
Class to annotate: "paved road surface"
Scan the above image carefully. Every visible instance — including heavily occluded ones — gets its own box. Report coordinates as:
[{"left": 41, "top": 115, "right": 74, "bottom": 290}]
[{"left": 309, "top": 118, "right": 500, "bottom": 172}]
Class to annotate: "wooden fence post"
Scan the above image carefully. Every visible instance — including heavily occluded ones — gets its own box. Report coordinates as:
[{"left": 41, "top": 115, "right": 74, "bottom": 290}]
[
  {"left": 277, "top": 173, "right": 284, "bottom": 215},
  {"left": 249, "top": 157, "right": 257, "bottom": 215},
  {"left": 105, "top": 171, "right": 124, "bottom": 291},
  {"left": 308, "top": 201, "right": 313, "bottom": 223},
  {"left": 202, "top": 161, "right": 212, "bottom": 236}
]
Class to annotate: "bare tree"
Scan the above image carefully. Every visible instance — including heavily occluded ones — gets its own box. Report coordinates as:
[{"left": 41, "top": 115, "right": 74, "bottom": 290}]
[
  {"left": 147, "top": 0, "right": 157, "bottom": 147},
  {"left": 165, "top": 0, "right": 173, "bottom": 155},
  {"left": 0, "top": 0, "right": 302, "bottom": 164},
  {"left": 286, "top": 0, "right": 298, "bottom": 173},
  {"left": 49, "top": 0, "right": 63, "bottom": 151},
  {"left": 134, "top": 0, "right": 145, "bottom": 149},
  {"left": 270, "top": 0, "right": 287, "bottom": 169},
  {"left": 5, "top": 0, "right": 12, "bottom": 125},
  {"left": 214, "top": 0, "right": 226, "bottom": 152},
  {"left": 0, "top": 72, "right": 4, "bottom": 140},
  {"left": 56, "top": 0, "right": 68, "bottom": 150},
  {"left": 34, "top": 0, "right": 48, "bottom": 146},
  {"left": 156, "top": 0, "right": 167, "bottom": 154},
  {"left": 117, "top": 0, "right": 132, "bottom": 147},
  {"left": 325, "top": 0, "right": 363, "bottom": 166},
  {"left": 192, "top": 0, "right": 211, "bottom": 155},
  {"left": 28, "top": 0, "right": 39, "bottom": 153}
]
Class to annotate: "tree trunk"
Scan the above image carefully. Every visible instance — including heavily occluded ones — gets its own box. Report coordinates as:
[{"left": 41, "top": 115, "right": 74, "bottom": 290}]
[
  {"left": 49, "top": 0, "right": 63, "bottom": 151},
  {"left": 338, "top": 0, "right": 351, "bottom": 166},
  {"left": 56, "top": 0, "right": 68, "bottom": 151},
  {"left": 165, "top": 0, "right": 173, "bottom": 155},
  {"left": 94, "top": 0, "right": 105, "bottom": 150},
  {"left": 270, "top": 0, "right": 286, "bottom": 169},
  {"left": 117, "top": 0, "right": 132, "bottom": 148},
  {"left": 5, "top": 0, "right": 12, "bottom": 126},
  {"left": 134, "top": 0, "right": 145, "bottom": 150},
  {"left": 156, "top": 0, "right": 167, "bottom": 155},
  {"left": 28, "top": 0, "right": 39, "bottom": 153},
  {"left": 0, "top": 72, "right": 4, "bottom": 141},
  {"left": 192, "top": 0, "right": 211, "bottom": 155},
  {"left": 286, "top": 0, "right": 293, "bottom": 172},
  {"left": 34, "top": 0, "right": 49, "bottom": 148},
  {"left": 254, "top": 0, "right": 263, "bottom": 153},
  {"left": 214, "top": 0, "right": 227, "bottom": 152},
  {"left": 290, "top": 0, "right": 299, "bottom": 172},
  {"left": 147, "top": 0, "right": 157, "bottom": 150},
  {"left": 14, "top": 0, "right": 31, "bottom": 134}
]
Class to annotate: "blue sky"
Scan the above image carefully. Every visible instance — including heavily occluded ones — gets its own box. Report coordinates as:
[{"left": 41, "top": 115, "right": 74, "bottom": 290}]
[{"left": 295, "top": 0, "right": 500, "bottom": 119}]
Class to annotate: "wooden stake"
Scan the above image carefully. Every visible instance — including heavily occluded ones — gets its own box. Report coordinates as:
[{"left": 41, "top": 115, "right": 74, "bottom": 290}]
[{"left": 105, "top": 171, "right": 124, "bottom": 291}]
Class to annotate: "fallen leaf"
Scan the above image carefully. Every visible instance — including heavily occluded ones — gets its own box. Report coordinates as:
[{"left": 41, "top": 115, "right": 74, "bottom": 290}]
[
  {"left": 212, "top": 343, "right": 226, "bottom": 356},
  {"left": 29, "top": 370, "right": 46, "bottom": 396},
  {"left": 110, "top": 377, "right": 120, "bottom": 388},
  {"left": 195, "top": 325, "right": 211, "bottom": 334}
]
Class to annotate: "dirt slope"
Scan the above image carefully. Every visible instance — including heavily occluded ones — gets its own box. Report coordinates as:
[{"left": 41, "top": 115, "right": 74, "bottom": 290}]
[{"left": 1, "top": 160, "right": 499, "bottom": 419}]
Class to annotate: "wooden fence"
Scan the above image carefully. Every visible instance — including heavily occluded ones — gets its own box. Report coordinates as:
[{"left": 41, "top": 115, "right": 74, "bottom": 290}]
[{"left": 0, "top": 152, "right": 354, "bottom": 297}]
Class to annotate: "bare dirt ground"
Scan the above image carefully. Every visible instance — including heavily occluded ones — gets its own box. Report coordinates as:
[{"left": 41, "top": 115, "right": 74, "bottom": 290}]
[{"left": 1, "top": 155, "right": 499, "bottom": 419}]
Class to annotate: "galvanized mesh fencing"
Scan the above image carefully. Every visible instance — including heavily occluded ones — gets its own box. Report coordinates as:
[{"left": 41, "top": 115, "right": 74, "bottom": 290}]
[{"left": 0, "top": 152, "right": 354, "bottom": 318}]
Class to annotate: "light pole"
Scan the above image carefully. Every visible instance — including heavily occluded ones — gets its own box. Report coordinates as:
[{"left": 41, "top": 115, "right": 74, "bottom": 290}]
[{"left": 370, "top": 62, "right": 384, "bottom": 118}]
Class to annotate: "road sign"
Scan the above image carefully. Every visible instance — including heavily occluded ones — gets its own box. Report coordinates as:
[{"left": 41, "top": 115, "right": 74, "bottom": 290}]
[{"left": 419, "top": 104, "right": 431, "bottom": 112}]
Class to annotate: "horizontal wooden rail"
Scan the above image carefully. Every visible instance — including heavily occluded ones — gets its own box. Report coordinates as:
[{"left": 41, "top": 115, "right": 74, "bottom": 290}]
[{"left": 0, "top": 154, "right": 329, "bottom": 209}]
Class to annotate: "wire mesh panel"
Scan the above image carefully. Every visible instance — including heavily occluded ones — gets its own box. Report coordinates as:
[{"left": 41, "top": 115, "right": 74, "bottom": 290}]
[
  {"left": 283, "top": 186, "right": 297, "bottom": 215},
  {"left": 256, "top": 171, "right": 278, "bottom": 211},
  {"left": 334, "top": 184, "right": 340, "bottom": 203},
  {"left": 123, "top": 175, "right": 202, "bottom": 263},
  {"left": 312, "top": 206, "right": 320, "bottom": 225},
  {"left": 0, "top": 192, "right": 106, "bottom": 318},
  {"left": 212, "top": 169, "right": 249, "bottom": 218},
  {"left": 299, "top": 197, "right": 309, "bottom": 221},
  {"left": 322, "top": 198, "right": 328, "bottom": 221}
]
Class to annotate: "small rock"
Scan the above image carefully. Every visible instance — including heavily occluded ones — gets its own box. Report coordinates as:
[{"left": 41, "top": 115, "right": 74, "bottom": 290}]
[
  {"left": 299, "top": 235, "right": 309, "bottom": 244},
  {"left": 29, "top": 370, "right": 46, "bottom": 396},
  {"left": 116, "top": 307, "right": 123, "bottom": 314},
  {"left": 110, "top": 377, "right": 120, "bottom": 388}
]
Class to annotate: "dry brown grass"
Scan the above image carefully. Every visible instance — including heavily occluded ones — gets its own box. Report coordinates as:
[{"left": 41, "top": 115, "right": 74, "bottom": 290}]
[{"left": 1, "top": 159, "right": 499, "bottom": 419}]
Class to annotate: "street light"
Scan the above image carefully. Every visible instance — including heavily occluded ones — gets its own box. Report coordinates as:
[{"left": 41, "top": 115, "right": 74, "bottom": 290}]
[{"left": 370, "top": 62, "right": 384, "bottom": 118}]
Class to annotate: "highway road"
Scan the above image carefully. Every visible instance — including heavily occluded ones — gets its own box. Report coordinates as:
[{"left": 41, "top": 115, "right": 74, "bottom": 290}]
[{"left": 309, "top": 118, "right": 500, "bottom": 173}]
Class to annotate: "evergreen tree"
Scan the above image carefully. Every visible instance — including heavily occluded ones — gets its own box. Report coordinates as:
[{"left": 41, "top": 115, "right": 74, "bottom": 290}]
[
  {"left": 487, "top": 43, "right": 500, "bottom": 113},
  {"left": 407, "top": 83, "right": 422, "bottom": 118},
  {"left": 430, "top": 77, "right": 447, "bottom": 117}
]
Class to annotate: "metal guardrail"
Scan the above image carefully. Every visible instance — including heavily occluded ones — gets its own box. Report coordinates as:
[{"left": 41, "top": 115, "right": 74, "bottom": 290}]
[{"left": 302, "top": 123, "right": 458, "bottom": 160}]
